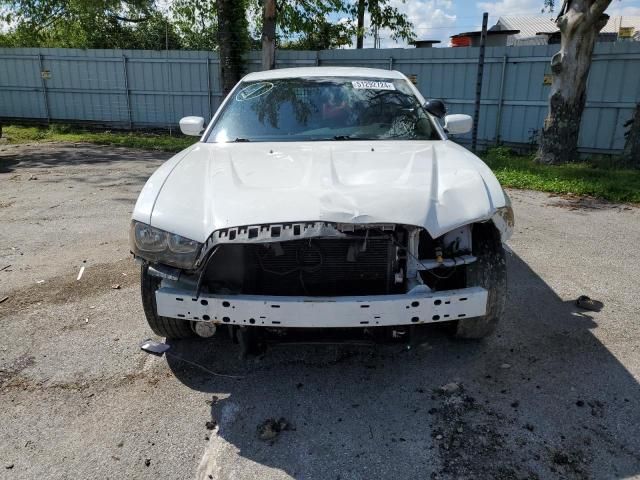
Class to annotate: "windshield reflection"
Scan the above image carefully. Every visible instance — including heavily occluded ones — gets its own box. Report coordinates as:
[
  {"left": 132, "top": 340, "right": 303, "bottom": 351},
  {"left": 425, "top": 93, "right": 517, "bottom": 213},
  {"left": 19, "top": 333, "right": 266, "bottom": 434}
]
[{"left": 206, "top": 77, "right": 441, "bottom": 143}]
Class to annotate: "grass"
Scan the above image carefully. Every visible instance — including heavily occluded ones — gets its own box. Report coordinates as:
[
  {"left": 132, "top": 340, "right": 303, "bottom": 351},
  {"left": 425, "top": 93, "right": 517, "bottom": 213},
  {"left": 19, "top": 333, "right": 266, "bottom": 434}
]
[
  {"left": 1, "top": 124, "right": 197, "bottom": 152},
  {"left": 482, "top": 147, "right": 640, "bottom": 204},
  {"left": 2, "top": 125, "right": 638, "bottom": 204}
]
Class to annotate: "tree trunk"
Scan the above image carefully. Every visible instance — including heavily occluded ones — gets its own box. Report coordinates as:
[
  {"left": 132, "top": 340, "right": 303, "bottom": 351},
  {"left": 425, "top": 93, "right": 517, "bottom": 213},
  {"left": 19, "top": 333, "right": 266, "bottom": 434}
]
[
  {"left": 261, "top": 0, "right": 276, "bottom": 70},
  {"left": 217, "top": 0, "right": 246, "bottom": 95},
  {"left": 536, "top": 0, "right": 611, "bottom": 164},
  {"left": 623, "top": 104, "right": 640, "bottom": 168},
  {"left": 356, "top": 0, "right": 365, "bottom": 49}
]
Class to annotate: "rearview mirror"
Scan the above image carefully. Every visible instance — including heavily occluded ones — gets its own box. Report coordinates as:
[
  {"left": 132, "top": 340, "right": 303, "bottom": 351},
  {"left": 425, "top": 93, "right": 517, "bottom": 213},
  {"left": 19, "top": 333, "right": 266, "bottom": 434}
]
[
  {"left": 424, "top": 99, "right": 446, "bottom": 118},
  {"left": 179, "top": 116, "right": 205, "bottom": 136},
  {"left": 444, "top": 114, "right": 472, "bottom": 135}
]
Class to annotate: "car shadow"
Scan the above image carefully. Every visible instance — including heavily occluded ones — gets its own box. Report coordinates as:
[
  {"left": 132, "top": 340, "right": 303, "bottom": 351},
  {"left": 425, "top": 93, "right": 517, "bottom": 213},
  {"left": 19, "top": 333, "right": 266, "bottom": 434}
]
[{"left": 165, "top": 253, "right": 640, "bottom": 479}]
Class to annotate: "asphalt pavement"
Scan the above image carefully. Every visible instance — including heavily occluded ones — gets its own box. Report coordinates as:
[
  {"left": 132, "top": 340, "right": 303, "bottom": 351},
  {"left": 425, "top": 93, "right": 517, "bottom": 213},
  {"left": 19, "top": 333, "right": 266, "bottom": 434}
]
[{"left": 1, "top": 142, "right": 639, "bottom": 479}]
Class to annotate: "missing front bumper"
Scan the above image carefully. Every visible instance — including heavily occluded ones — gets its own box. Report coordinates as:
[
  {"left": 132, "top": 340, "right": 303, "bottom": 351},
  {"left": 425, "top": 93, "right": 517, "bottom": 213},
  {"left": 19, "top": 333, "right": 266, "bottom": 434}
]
[{"left": 155, "top": 286, "right": 488, "bottom": 328}]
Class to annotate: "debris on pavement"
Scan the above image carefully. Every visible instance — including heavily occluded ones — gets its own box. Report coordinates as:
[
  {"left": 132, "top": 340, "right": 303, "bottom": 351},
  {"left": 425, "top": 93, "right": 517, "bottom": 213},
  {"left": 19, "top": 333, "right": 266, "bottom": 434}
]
[
  {"left": 0, "top": 296, "right": 8, "bottom": 304},
  {"left": 205, "top": 420, "right": 217, "bottom": 430},
  {"left": 500, "top": 363, "right": 511, "bottom": 369},
  {"left": 76, "top": 265, "right": 85, "bottom": 281},
  {"left": 439, "top": 382, "right": 461, "bottom": 394},
  {"left": 111, "top": 284, "right": 121, "bottom": 290},
  {"left": 0, "top": 264, "right": 11, "bottom": 272},
  {"left": 576, "top": 295, "right": 604, "bottom": 312},
  {"left": 36, "top": 280, "right": 45, "bottom": 284},
  {"left": 139, "top": 339, "right": 170, "bottom": 357},
  {"left": 5, "top": 464, "right": 14, "bottom": 470},
  {"left": 144, "top": 458, "right": 151, "bottom": 467},
  {"left": 257, "top": 417, "right": 294, "bottom": 441}
]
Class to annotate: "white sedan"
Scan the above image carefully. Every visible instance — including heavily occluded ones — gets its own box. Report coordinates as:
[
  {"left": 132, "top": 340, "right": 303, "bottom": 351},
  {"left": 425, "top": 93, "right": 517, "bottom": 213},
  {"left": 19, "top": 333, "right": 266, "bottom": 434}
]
[{"left": 130, "top": 67, "right": 513, "bottom": 344}]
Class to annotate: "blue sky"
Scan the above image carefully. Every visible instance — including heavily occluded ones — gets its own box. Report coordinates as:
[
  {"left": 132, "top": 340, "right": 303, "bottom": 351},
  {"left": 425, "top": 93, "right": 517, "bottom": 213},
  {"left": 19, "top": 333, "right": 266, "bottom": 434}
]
[{"left": 357, "top": 0, "right": 640, "bottom": 47}]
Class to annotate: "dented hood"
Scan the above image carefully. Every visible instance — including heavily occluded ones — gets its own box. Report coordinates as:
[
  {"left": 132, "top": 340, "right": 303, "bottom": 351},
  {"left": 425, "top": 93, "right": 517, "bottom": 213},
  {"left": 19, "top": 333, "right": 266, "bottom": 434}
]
[{"left": 133, "top": 140, "right": 508, "bottom": 243}]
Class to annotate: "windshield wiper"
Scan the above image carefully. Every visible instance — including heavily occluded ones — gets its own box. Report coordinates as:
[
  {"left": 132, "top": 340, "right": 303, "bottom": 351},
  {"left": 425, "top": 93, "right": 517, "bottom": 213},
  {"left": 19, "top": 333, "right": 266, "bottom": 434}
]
[
  {"left": 231, "top": 137, "right": 250, "bottom": 142},
  {"left": 333, "top": 135, "right": 379, "bottom": 141}
]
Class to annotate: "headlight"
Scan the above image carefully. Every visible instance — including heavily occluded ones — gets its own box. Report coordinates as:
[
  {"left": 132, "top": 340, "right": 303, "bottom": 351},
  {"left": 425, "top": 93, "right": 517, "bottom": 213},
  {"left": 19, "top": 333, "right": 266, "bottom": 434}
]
[{"left": 130, "top": 221, "right": 202, "bottom": 270}]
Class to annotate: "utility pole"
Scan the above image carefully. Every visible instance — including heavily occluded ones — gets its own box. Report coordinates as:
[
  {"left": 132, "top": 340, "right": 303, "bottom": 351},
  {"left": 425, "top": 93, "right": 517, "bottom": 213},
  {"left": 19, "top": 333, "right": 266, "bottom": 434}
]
[
  {"left": 471, "top": 12, "right": 488, "bottom": 152},
  {"left": 261, "top": 0, "right": 276, "bottom": 70}
]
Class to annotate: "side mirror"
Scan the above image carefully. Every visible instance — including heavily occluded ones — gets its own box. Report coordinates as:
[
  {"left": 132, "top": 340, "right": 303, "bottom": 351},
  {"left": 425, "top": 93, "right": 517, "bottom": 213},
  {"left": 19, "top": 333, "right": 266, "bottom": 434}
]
[
  {"left": 179, "top": 116, "right": 205, "bottom": 136},
  {"left": 444, "top": 114, "right": 473, "bottom": 135},
  {"left": 424, "top": 99, "right": 446, "bottom": 118}
]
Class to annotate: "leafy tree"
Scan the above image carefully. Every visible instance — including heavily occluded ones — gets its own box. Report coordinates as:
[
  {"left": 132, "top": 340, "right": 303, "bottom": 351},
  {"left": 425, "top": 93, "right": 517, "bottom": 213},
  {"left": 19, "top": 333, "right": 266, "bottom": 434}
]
[
  {"left": 353, "top": 0, "right": 415, "bottom": 48},
  {"left": 536, "top": 0, "right": 612, "bottom": 164},
  {"left": 280, "top": 21, "right": 352, "bottom": 50},
  {"left": 217, "top": 0, "right": 250, "bottom": 93},
  {"left": 0, "top": 0, "right": 180, "bottom": 49},
  {"left": 170, "top": 0, "right": 219, "bottom": 51}
]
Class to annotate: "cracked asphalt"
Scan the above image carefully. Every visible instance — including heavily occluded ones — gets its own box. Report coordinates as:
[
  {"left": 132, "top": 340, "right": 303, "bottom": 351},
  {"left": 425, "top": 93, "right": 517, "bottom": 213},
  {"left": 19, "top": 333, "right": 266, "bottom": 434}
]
[{"left": 1, "top": 142, "right": 639, "bottom": 479}]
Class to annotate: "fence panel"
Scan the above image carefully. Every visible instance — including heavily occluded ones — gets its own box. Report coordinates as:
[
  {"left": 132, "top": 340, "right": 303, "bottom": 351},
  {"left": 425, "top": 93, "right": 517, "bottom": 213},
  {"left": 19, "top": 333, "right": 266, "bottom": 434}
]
[{"left": 1, "top": 43, "right": 639, "bottom": 154}]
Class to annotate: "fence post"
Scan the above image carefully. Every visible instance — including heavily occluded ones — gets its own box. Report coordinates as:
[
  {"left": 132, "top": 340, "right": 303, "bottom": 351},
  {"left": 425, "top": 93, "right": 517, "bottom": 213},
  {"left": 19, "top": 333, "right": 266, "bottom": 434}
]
[
  {"left": 388, "top": 56, "right": 393, "bottom": 70},
  {"left": 471, "top": 12, "right": 488, "bottom": 152},
  {"left": 122, "top": 55, "right": 133, "bottom": 130},
  {"left": 206, "top": 58, "right": 212, "bottom": 121},
  {"left": 165, "top": 53, "right": 175, "bottom": 134},
  {"left": 37, "top": 54, "right": 50, "bottom": 124},
  {"left": 494, "top": 54, "right": 508, "bottom": 144}
]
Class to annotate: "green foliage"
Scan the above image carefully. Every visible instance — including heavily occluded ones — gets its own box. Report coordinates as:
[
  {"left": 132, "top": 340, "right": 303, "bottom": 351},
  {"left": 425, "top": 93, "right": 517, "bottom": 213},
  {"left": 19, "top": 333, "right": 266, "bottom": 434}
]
[
  {"left": 0, "top": 0, "right": 416, "bottom": 50},
  {"left": 0, "top": 0, "right": 181, "bottom": 49},
  {"left": 249, "top": 0, "right": 414, "bottom": 50},
  {"left": 483, "top": 147, "right": 640, "bottom": 203},
  {"left": 170, "top": 0, "right": 219, "bottom": 51},
  {"left": 350, "top": 0, "right": 415, "bottom": 43}
]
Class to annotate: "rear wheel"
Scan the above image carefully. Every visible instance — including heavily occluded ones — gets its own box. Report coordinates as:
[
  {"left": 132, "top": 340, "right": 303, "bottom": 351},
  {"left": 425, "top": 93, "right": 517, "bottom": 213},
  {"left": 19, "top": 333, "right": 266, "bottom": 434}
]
[
  {"left": 454, "top": 223, "right": 507, "bottom": 339},
  {"left": 140, "top": 265, "right": 193, "bottom": 339}
]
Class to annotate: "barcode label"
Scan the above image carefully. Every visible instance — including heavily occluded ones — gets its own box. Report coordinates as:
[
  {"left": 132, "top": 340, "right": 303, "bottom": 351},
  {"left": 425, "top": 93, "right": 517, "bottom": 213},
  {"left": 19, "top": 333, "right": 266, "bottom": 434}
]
[{"left": 351, "top": 80, "right": 396, "bottom": 90}]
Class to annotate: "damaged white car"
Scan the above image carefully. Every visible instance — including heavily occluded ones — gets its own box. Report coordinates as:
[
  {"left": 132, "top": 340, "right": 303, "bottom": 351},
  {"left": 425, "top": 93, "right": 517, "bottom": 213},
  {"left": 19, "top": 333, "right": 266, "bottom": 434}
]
[{"left": 130, "top": 67, "right": 513, "bottom": 344}]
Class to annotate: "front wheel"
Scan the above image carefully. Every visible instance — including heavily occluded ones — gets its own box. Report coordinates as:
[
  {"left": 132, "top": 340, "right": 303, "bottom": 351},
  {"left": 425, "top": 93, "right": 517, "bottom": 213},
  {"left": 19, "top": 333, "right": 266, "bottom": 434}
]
[
  {"left": 140, "top": 265, "right": 194, "bottom": 339},
  {"left": 454, "top": 223, "right": 507, "bottom": 339}
]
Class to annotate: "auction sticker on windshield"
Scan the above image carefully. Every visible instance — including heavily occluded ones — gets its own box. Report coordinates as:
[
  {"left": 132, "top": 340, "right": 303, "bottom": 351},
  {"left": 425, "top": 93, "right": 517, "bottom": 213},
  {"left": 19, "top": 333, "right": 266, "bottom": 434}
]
[{"left": 352, "top": 80, "right": 396, "bottom": 90}]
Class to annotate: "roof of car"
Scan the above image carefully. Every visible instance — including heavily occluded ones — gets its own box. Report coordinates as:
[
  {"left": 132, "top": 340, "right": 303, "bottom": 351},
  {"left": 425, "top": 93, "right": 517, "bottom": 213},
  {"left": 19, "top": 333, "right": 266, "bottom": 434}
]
[{"left": 242, "top": 67, "right": 407, "bottom": 82}]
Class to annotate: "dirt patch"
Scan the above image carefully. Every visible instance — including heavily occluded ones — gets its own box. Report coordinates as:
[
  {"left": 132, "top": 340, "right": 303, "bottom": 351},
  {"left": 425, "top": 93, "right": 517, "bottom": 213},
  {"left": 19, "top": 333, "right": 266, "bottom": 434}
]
[
  {"left": 0, "top": 354, "right": 35, "bottom": 387},
  {"left": 547, "top": 193, "right": 636, "bottom": 212},
  {"left": 428, "top": 383, "right": 598, "bottom": 479},
  {"left": 0, "top": 258, "right": 138, "bottom": 318}
]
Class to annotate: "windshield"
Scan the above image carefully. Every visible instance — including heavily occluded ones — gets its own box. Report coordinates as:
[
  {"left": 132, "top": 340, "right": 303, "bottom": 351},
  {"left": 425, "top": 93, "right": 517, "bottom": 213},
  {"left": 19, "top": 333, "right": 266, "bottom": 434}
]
[{"left": 206, "top": 77, "right": 441, "bottom": 143}]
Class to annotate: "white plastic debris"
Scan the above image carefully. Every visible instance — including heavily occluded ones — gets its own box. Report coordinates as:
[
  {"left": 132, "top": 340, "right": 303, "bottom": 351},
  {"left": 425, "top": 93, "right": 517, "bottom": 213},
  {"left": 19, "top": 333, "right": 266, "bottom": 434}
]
[{"left": 140, "top": 339, "right": 170, "bottom": 356}]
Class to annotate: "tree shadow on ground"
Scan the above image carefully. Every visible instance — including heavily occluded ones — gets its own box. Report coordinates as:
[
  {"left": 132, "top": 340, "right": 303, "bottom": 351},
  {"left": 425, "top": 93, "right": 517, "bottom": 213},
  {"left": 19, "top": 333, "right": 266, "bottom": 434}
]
[
  {"left": 0, "top": 143, "right": 170, "bottom": 174},
  {"left": 165, "top": 253, "right": 640, "bottom": 479}
]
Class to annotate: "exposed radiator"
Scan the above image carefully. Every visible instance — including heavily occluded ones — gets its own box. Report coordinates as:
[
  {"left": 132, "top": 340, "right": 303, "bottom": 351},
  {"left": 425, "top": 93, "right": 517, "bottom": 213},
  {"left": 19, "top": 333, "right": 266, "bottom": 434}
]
[{"left": 206, "top": 237, "right": 397, "bottom": 296}]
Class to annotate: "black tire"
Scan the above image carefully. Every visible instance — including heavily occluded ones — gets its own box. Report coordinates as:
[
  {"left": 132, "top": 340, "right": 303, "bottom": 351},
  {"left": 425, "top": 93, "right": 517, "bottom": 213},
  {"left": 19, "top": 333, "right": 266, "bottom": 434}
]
[
  {"left": 454, "top": 222, "right": 507, "bottom": 339},
  {"left": 140, "top": 265, "right": 193, "bottom": 339}
]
